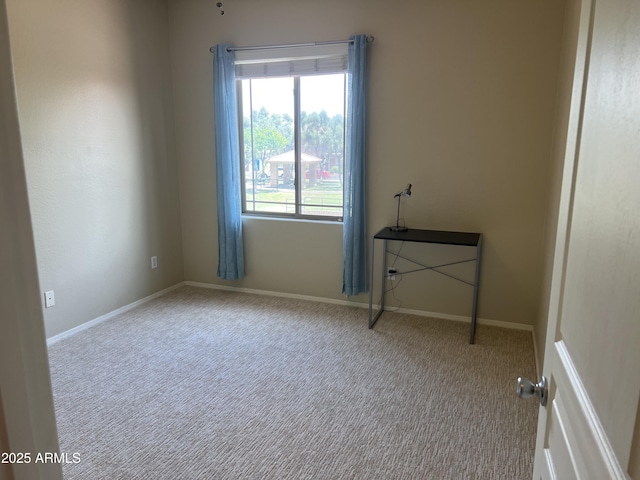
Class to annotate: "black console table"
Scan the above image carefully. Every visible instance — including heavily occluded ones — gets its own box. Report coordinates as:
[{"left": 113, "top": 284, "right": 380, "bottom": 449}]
[{"left": 368, "top": 227, "right": 483, "bottom": 344}]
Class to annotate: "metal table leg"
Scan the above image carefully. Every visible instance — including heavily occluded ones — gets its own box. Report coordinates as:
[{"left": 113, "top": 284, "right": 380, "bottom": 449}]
[
  {"left": 368, "top": 235, "right": 375, "bottom": 328},
  {"left": 368, "top": 237, "right": 387, "bottom": 329},
  {"left": 469, "top": 234, "right": 483, "bottom": 344}
]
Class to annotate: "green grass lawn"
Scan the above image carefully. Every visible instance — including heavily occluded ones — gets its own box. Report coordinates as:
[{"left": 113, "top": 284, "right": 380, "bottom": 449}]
[{"left": 245, "top": 179, "right": 343, "bottom": 216}]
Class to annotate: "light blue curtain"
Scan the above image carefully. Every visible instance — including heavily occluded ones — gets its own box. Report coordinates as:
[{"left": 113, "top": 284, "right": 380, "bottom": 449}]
[
  {"left": 213, "top": 44, "right": 244, "bottom": 280},
  {"left": 342, "top": 34, "right": 367, "bottom": 296}
]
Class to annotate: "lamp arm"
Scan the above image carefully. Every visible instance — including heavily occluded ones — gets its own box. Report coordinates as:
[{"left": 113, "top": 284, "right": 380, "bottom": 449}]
[{"left": 390, "top": 183, "right": 411, "bottom": 232}]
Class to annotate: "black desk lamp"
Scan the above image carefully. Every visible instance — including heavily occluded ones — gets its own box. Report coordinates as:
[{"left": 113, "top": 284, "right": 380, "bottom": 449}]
[{"left": 391, "top": 183, "right": 412, "bottom": 232}]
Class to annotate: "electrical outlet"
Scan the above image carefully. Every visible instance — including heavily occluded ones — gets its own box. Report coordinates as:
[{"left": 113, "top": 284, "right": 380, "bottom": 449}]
[
  {"left": 387, "top": 268, "right": 396, "bottom": 281},
  {"left": 151, "top": 256, "right": 158, "bottom": 269},
  {"left": 44, "top": 290, "right": 55, "bottom": 308}
]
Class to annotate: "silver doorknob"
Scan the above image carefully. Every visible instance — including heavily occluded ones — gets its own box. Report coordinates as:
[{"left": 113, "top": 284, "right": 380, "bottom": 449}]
[{"left": 516, "top": 376, "right": 548, "bottom": 407}]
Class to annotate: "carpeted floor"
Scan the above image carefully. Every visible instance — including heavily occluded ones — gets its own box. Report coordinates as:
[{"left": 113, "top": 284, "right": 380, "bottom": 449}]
[{"left": 48, "top": 286, "right": 538, "bottom": 479}]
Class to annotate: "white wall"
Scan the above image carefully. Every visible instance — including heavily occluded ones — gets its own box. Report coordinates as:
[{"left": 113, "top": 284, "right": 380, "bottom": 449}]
[
  {"left": 0, "top": 0, "right": 62, "bottom": 477},
  {"left": 169, "top": 0, "right": 566, "bottom": 326},
  {"left": 6, "top": 0, "right": 184, "bottom": 337},
  {"left": 6, "top": 0, "right": 568, "bottom": 338}
]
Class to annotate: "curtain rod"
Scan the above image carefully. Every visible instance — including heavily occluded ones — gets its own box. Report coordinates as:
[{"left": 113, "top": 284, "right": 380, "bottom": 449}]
[{"left": 209, "top": 35, "right": 374, "bottom": 54}]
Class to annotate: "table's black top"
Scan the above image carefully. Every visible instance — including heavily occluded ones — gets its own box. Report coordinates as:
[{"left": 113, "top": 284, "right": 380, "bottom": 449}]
[{"left": 373, "top": 227, "right": 482, "bottom": 247}]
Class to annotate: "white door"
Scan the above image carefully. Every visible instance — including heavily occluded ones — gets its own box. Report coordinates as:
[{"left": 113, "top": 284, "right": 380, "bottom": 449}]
[{"left": 530, "top": 0, "right": 640, "bottom": 478}]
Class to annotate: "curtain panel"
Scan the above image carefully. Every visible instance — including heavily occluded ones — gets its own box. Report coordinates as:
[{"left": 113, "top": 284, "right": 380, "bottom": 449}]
[
  {"left": 213, "top": 44, "right": 245, "bottom": 280},
  {"left": 342, "top": 34, "right": 368, "bottom": 296}
]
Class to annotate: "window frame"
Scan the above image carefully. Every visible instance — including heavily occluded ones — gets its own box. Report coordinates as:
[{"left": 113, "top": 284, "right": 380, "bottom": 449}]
[{"left": 237, "top": 74, "right": 346, "bottom": 222}]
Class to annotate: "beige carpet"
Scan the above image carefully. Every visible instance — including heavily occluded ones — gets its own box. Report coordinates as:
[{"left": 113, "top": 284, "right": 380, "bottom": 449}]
[{"left": 48, "top": 286, "right": 538, "bottom": 479}]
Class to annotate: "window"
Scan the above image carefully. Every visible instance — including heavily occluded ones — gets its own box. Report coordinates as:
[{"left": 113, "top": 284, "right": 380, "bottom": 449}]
[{"left": 235, "top": 45, "right": 348, "bottom": 221}]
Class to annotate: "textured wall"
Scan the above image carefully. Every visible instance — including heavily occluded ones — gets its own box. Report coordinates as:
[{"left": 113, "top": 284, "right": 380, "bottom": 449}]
[
  {"left": 6, "top": 0, "right": 568, "bottom": 334},
  {"left": 169, "top": 0, "right": 565, "bottom": 326},
  {"left": 7, "top": 0, "right": 184, "bottom": 337}
]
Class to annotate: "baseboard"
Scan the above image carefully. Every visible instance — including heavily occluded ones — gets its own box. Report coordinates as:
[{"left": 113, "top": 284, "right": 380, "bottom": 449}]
[
  {"left": 184, "top": 281, "right": 366, "bottom": 310},
  {"left": 387, "top": 304, "right": 534, "bottom": 332},
  {"left": 46, "top": 282, "right": 186, "bottom": 346},
  {"left": 47, "top": 280, "right": 534, "bottom": 346},
  {"left": 184, "top": 281, "right": 534, "bottom": 333}
]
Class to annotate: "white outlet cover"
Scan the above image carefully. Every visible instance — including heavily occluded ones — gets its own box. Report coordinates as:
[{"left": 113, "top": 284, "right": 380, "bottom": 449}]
[
  {"left": 44, "top": 290, "right": 55, "bottom": 308},
  {"left": 151, "top": 256, "right": 158, "bottom": 269}
]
